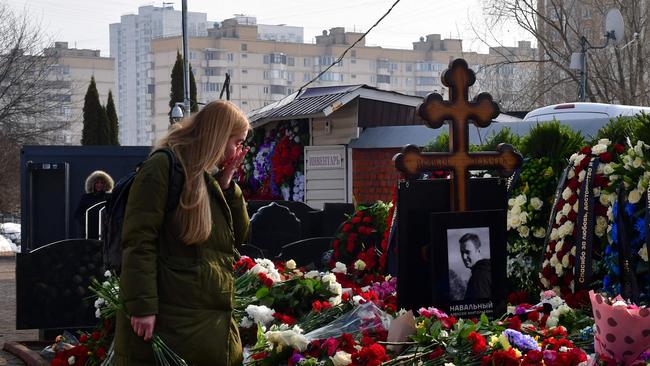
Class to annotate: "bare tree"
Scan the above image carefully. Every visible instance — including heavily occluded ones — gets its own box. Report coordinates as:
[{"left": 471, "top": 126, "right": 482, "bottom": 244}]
[
  {"left": 477, "top": 0, "right": 650, "bottom": 108},
  {"left": 0, "top": 2, "right": 70, "bottom": 145}
]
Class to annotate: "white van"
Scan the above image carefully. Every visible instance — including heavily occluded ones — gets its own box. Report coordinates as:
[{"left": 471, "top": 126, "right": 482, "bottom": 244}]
[{"left": 523, "top": 102, "right": 650, "bottom": 124}]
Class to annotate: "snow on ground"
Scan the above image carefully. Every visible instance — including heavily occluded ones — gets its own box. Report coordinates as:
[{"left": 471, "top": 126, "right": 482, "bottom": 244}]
[{"left": 0, "top": 234, "right": 14, "bottom": 252}]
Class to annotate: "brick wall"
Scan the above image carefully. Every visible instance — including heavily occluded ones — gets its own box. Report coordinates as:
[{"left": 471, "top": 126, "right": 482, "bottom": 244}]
[{"left": 352, "top": 148, "right": 402, "bottom": 205}]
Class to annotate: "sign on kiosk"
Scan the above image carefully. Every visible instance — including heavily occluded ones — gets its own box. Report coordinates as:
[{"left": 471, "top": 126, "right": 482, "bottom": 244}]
[{"left": 307, "top": 154, "right": 342, "bottom": 169}]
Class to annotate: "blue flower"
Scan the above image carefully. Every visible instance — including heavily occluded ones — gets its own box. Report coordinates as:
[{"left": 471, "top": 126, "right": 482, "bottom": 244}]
[
  {"left": 635, "top": 217, "right": 646, "bottom": 238},
  {"left": 613, "top": 201, "right": 619, "bottom": 216},
  {"left": 605, "top": 245, "right": 612, "bottom": 255},
  {"left": 503, "top": 329, "right": 540, "bottom": 351},
  {"left": 603, "top": 275, "right": 610, "bottom": 289},
  {"left": 625, "top": 203, "right": 635, "bottom": 216}
]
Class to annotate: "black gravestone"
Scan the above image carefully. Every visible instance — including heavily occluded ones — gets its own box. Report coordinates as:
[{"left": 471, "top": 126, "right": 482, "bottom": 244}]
[
  {"left": 16, "top": 239, "right": 104, "bottom": 330},
  {"left": 26, "top": 162, "right": 70, "bottom": 249},
  {"left": 249, "top": 202, "right": 301, "bottom": 258},
  {"left": 276, "top": 236, "right": 335, "bottom": 270},
  {"left": 247, "top": 200, "right": 321, "bottom": 238},
  {"left": 397, "top": 178, "right": 507, "bottom": 311}
]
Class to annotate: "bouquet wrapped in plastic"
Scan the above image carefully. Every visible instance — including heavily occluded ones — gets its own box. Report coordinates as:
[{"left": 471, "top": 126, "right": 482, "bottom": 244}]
[{"left": 589, "top": 291, "right": 650, "bottom": 365}]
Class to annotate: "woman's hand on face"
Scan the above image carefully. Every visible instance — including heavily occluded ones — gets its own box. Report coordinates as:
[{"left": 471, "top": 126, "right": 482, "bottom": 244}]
[
  {"left": 217, "top": 146, "right": 250, "bottom": 190},
  {"left": 131, "top": 315, "right": 156, "bottom": 341}
]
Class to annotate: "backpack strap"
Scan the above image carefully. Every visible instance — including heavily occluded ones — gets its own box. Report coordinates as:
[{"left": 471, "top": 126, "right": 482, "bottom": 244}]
[{"left": 151, "top": 148, "right": 184, "bottom": 213}]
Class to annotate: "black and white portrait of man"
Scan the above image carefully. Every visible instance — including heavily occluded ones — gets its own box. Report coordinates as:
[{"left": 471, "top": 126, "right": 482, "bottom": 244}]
[{"left": 447, "top": 228, "right": 491, "bottom": 301}]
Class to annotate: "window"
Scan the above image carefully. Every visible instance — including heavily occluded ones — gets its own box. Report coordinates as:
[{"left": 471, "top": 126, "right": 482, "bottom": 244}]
[
  {"left": 242, "top": 69, "right": 248, "bottom": 73},
  {"left": 319, "top": 55, "right": 336, "bottom": 66},
  {"left": 205, "top": 51, "right": 217, "bottom": 60},
  {"left": 242, "top": 53, "right": 248, "bottom": 58},
  {"left": 351, "top": 59, "right": 356, "bottom": 64},
  {"left": 416, "top": 77, "right": 436, "bottom": 86},
  {"left": 288, "top": 57, "right": 295, "bottom": 66},
  {"left": 351, "top": 50, "right": 356, "bottom": 57},
  {"left": 241, "top": 43, "right": 247, "bottom": 51},
  {"left": 319, "top": 72, "right": 343, "bottom": 82},
  {"left": 406, "top": 63, "right": 413, "bottom": 72},
  {"left": 147, "top": 84, "right": 154, "bottom": 94},
  {"left": 263, "top": 86, "right": 269, "bottom": 94},
  {"left": 270, "top": 85, "right": 286, "bottom": 94},
  {"left": 263, "top": 55, "right": 270, "bottom": 64},
  {"left": 377, "top": 75, "right": 390, "bottom": 83},
  {"left": 205, "top": 82, "right": 220, "bottom": 92},
  {"left": 242, "top": 85, "right": 248, "bottom": 89},
  {"left": 205, "top": 67, "right": 217, "bottom": 76},
  {"left": 303, "top": 73, "right": 311, "bottom": 81},
  {"left": 270, "top": 53, "right": 287, "bottom": 64},
  {"left": 227, "top": 53, "right": 234, "bottom": 61},
  {"left": 377, "top": 59, "right": 390, "bottom": 69},
  {"left": 303, "top": 58, "right": 311, "bottom": 67}
]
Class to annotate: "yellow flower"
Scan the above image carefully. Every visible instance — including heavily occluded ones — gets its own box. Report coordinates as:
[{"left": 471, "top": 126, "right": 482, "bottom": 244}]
[
  {"left": 514, "top": 348, "right": 522, "bottom": 358},
  {"left": 489, "top": 335, "right": 499, "bottom": 347},
  {"left": 416, "top": 321, "right": 425, "bottom": 330},
  {"left": 498, "top": 334, "right": 511, "bottom": 350}
]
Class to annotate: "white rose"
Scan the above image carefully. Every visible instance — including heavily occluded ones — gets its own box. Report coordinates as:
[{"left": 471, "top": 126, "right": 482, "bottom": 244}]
[
  {"left": 519, "top": 212, "right": 528, "bottom": 224},
  {"left": 554, "top": 263, "right": 564, "bottom": 276},
  {"left": 354, "top": 259, "right": 366, "bottom": 271},
  {"left": 508, "top": 198, "right": 516, "bottom": 207},
  {"left": 304, "top": 270, "right": 320, "bottom": 279},
  {"left": 550, "top": 228, "right": 559, "bottom": 241},
  {"left": 561, "top": 254, "right": 570, "bottom": 267},
  {"left": 629, "top": 189, "right": 642, "bottom": 204},
  {"left": 578, "top": 170, "right": 586, "bottom": 182},
  {"left": 593, "top": 187, "right": 601, "bottom": 197},
  {"left": 509, "top": 215, "right": 521, "bottom": 228},
  {"left": 533, "top": 227, "right": 546, "bottom": 238},
  {"left": 68, "top": 356, "right": 76, "bottom": 365},
  {"left": 104, "top": 270, "right": 112, "bottom": 278},
  {"left": 599, "top": 193, "right": 610, "bottom": 206},
  {"left": 603, "top": 163, "right": 614, "bottom": 175},
  {"left": 540, "top": 277, "right": 549, "bottom": 287},
  {"left": 573, "top": 154, "right": 584, "bottom": 166},
  {"left": 591, "top": 144, "right": 607, "bottom": 155},
  {"left": 332, "top": 262, "right": 347, "bottom": 274},
  {"left": 568, "top": 169, "right": 576, "bottom": 179},
  {"left": 515, "top": 194, "right": 527, "bottom": 206},
  {"left": 571, "top": 246, "right": 576, "bottom": 255},
  {"left": 550, "top": 254, "right": 559, "bottom": 266},
  {"left": 321, "top": 273, "right": 336, "bottom": 284},
  {"left": 518, "top": 225, "right": 530, "bottom": 238},
  {"left": 286, "top": 259, "right": 297, "bottom": 270},
  {"left": 510, "top": 204, "right": 522, "bottom": 216},
  {"left": 562, "top": 187, "right": 572, "bottom": 200},
  {"left": 633, "top": 157, "right": 643, "bottom": 168},
  {"left": 445, "top": 363, "right": 456, "bottom": 366},
  {"left": 595, "top": 216, "right": 607, "bottom": 238},
  {"left": 561, "top": 203, "right": 572, "bottom": 215},
  {"left": 639, "top": 246, "right": 648, "bottom": 262},
  {"left": 598, "top": 138, "right": 611, "bottom": 146},
  {"left": 530, "top": 197, "right": 543, "bottom": 210},
  {"left": 95, "top": 308, "right": 101, "bottom": 318},
  {"left": 331, "top": 351, "right": 353, "bottom": 366},
  {"left": 246, "top": 305, "right": 276, "bottom": 326}
]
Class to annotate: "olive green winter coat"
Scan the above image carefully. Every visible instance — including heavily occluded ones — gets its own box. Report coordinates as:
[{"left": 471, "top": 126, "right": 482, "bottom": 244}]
[{"left": 114, "top": 152, "right": 249, "bottom": 366}]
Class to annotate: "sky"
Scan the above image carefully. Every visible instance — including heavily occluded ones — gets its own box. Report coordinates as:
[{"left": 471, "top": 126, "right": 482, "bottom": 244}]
[{"left": 6, "top": 0, "right": 534, "bottom": 57}]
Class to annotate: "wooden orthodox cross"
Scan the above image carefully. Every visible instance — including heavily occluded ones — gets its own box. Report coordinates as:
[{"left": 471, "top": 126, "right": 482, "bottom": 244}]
[{"left": 394, "top": 59, "right": 522, "bottom": 212}]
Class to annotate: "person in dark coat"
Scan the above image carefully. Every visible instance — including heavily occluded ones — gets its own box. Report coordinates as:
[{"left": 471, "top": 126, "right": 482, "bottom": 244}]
[
  {"left": 74, "top": 170, "right": 114, "bottom": 238},
  {"left": 115, "top": 100, "right": 251, "bottom": 366},
  {"left": 459, "top": 232, "right": 491, "bottom": 300}
]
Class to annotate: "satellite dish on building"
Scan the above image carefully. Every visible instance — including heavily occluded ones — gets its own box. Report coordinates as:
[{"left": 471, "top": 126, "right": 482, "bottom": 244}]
[{"left": 604, "top": 8, "right": 624, "bottom": 44}]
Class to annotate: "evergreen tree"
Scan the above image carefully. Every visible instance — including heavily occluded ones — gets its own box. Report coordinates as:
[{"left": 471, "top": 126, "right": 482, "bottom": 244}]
[
  {"left": 169, "top": 51, "right": 199, "bottom": 121},
  {"left": 106, "top": 90, "right": 119, "bottom": 145},
  {"left": 81, "top": 76, "right": 110, "bottom": 145}
]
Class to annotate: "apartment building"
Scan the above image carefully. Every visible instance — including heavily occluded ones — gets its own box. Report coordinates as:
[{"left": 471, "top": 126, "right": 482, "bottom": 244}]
[
  {"left": 43, "top": 42, "right": 114, "bottom": 145},
  {"left": 148, "top": 19, "right": 536, "bottom": 143},
  {"left": 109, "top": 5, "right": 209, "bottom": 146}
]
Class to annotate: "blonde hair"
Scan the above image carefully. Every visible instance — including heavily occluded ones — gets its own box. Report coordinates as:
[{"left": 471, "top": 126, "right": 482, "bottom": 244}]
[{"left": 155, "top": 100, "right": 250, "bottom": 245}]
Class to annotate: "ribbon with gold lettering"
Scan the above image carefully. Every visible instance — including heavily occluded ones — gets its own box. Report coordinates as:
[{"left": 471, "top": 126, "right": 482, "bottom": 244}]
[
  {"left": 574, "top": 157, "right": 599, "bottom": 290},
  {"left": 543, "top": 164, "right": 572, "bottom": 247},
  {"left": 617, "top": 185, "right": 639, "bottom": 301}
]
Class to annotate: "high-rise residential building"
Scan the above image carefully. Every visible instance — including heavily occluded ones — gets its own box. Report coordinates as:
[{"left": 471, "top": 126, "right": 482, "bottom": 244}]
[
  {"left": 43, "top": 42, "right": 114, "bottom": 144},
  {"left": 109, "top": 5, "right": 209, "bottom": 146},
  {"left": 148, "top": 19, "right": 536, "bottom": 143}
]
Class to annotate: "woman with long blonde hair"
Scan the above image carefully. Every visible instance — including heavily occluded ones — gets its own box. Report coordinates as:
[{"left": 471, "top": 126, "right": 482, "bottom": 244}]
[{"left": 115, "top": 100, "right": 251, "bottom": 366}]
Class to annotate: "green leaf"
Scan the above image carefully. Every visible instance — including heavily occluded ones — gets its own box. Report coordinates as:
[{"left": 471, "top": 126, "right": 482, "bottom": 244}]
[{"left": 255, "top": 287, "right": 269, "bottom": 299}]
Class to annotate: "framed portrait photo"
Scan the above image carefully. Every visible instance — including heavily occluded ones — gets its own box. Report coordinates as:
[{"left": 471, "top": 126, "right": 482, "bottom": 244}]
[{"left": 429, "top": 209, "right": 507, "bottom": 319}]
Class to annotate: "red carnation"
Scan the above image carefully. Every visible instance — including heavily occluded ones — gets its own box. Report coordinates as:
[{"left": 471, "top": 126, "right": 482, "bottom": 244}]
[
  {"left": 614, "top": 143, "right": 625, "bottom": 153},
  {"left": 507, "top": 316, "right": 522, "bottom": 331},
  {"left": 599, "top": 151, "right": 613, "bottom": 163},
  {"left": 363, "top": 216, "right": 372, "bottom": 223},
  {"left": 351, "top": 217, "right": 361, "bottom": 224},
  {"left": 79, "top": 333, "right": 88, "bottom": 343},
  {"left": 92, "top": 331, "right": 101, "bottom": 341},
  {"left": 467, "top": 331, "right": 487, "bottom": 354},
  {"left": 580, "top": 146, "right": 591, "bottom": 154}
]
